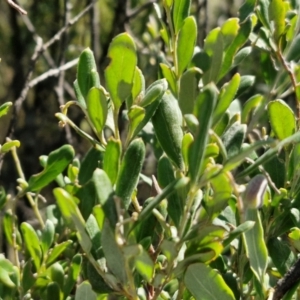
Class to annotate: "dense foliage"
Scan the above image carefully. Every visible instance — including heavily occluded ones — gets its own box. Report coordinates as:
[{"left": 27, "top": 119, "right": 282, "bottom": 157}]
[{"left": 2, "top": 0, "right": 300, "bottom": 299}]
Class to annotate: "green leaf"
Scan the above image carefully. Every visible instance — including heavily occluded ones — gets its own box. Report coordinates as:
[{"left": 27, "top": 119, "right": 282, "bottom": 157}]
[
  {"left": 127, "top": 106, "right": 146, "bottom": 141},
  {"left": 182, "top": 132, "right": 194, "bottom": 170},
  {"left": 53, "top": 188, "right": 92, "bottom": 256},
  {"left": 0, "top": 102, "right": 12, "bottom": 118},
  {"left": 257, "top": 0, "right": 270, "bottom": 29},
  {"left": 85, "top": 260, "right": 113, "bottom": 294},
  {"left": 3, "top": 210, "right": 14, "bottom": 246},
  {"left": 203, "top": 28, "right": 224, "bottom": 84},
  {"left": 86, "top": 87, "right": 108, "bottom": 136},
  {"left": 152, "top": 91, "right": 184, "bottom": 169},
  {"left": 223, "top": 221, "right": 255, "bottom": 248},
  {"left": 116, "top": 138, "right": 145, "bottom": 209},
  {"left": 268, "top": 238, "right": 295, "bottom": 276},
  {"left": 189, "top": 83, "right": 218, "bottom": 183},
  {"left": 179, "top": 68, "right": 202, "bottom": 114},
  {"left": 105, "top": 33, "right": 137, "bottom": 110},
  {"left": 46, "top": 240, "right": 73, "bottom": 266},
  {"left": 239, "top": 0, "right": 257, "bottom": 22},
  {"left": 0, "top": 255, "right": 16, "bottom": 288},
  {"left": 222, "top": 122, "right": 246, "bottom": 159},
  {"left": 78, "top": 146, "right": 102, "bottom": 185},
  {"left": 286, "top": 34, "right": 300, "bottom": 62},
  {"left": 20, "top": 222, "right": 42, "bottom": 270},
  {"left": 158, "top": 156, "right": 183, "bottom": 227},
  {"left": 219, "top": 17, "right": 253, "bottom": 80},
  {"left": 241, "top": 94, "right": 264, "bottom": 124},
  {"left": 135, "top": 247, "right": 154, "bottom": 283},
  {"left": 101, "top": 219, "right": 127, "bottom": 284},
  {"left": 77, "top": 48, "right": 100, "bottom": 106},
  {"left": 46, "top": 282, "right": 60, "bottom": 300},
  {"left": 221, "top": 18, "right": 240, "bottom": 50},
  {"left": 268, "top": 100, "right": 296, "bottom": 141},
  {"left": 75, "top": 281, "right": 97, "bottom": 300},
  {"left": 103, "top": 137, "right": 121, "bottom": 185},
  {"left": 236, "top": 75, "right": 255, "bottom": 97},
  {"left": 243, "top": 209, "right": 268, "bottom": 281},
  {"left": 172, "top": 0, "right": 191, "bottom": 33},
  {"left": 160, "top": 63, "right": 177, "bottom": 95},
  {"left": 269, "top": 0, "right": 286, "bottom": 42},
  {"left": 140, "top": 79, "right": 167, "bottom": 107},
  {"left": 22, "top": 261, "right": 35, "bottom": 293},
  {"left": 139, "top": 177, "right": 188, "bottom": 221},
  {"left": 41, "top": 219, "right": 55, "bottom": 254},
  {"left": 27, "top": 145, "right": 74, "bottom": 192},
  {"left": 49, "top": 262, "right": 65, "bottom": 289},
  {"left": 86, "top": 214, "right": 101, "bottom": 257},
  {"left": 0, "top": 140, "right": 20, "bottom": 153},
  {"left": 74, "top": 79, "right": 85, "bottom": 107},
  {"left": 176, "top": 16, "right": 197, "bottom": 76},
  {"left": 184, "top": 263, "right": 235, "bottom": 300},
  {"left": 92, "top": 168, "right": 117, "bottom": 226},
  {"left": 213, "top": 73, "right": 240, "bottom": 125},
  {"left": 63, "top": 254, "right": 82, "bottom": 297},
  {"left": 130, "top": 67, "right": 145, "bottom": 107}
]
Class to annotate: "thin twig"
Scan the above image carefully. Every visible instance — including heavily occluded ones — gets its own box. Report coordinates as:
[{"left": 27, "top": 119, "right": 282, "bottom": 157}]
[
  {"left": 29, "top": 58, "right": 79, "bottom": 88},
  {"left": 126, "top": 0, "right": 157, "bottom": 21},
  {"left": 7, "top": 0, "right": 27, "bottom": 15},
  {"left": 8, "top": 1, "right": 95, "bottom": 138}
]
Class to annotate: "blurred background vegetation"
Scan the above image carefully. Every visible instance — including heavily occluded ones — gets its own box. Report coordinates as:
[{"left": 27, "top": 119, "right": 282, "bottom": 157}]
[{"left": 0, "top": 0, "right": 243, "bottom": 219}]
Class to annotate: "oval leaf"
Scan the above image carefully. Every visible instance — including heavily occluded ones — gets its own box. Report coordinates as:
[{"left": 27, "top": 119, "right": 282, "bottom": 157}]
[{"left": 105, "top": 33, "right": 137, "bottom": 110}]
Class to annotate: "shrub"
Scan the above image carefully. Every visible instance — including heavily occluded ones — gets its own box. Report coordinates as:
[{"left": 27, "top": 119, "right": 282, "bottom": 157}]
[{"left": 1, "top": 0, "right": 300, "bottom": 299}]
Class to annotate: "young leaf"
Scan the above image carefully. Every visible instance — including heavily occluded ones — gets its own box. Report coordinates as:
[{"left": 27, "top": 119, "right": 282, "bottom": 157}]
[
  {"left": 46, "top": 241, "right": 73, "bottom": 266},
  {"left": 160, "top": 63, "right": 177, "bottom": 95},
  {"left": 140, "top": 78, "right": 167, "bottom": 107},
  {"left": 77, "top": 48, "right": 100, "bottom": 105},
  {"left": 27, "top": 145, "right": 74, "bottom": 192},
  {"left": 105, "top": 33, "right": 137, "bottom": 110},
  {"left": 203, "top": 28, "right": 224, "bottom": 84},
  {"left": 127, "top": 106, "right": 146, "bottom": 141},
  {"left": 268, "top": 100, "right": 296, "bottom": 141},
  {"left": 152, "top": 91, "right": 184, "bottom": 170},
  {"left": 46, "top": 282, "right": 60, "bottom": 300},
  {"left": 1, "top": 140, "right": 20, "bottom": 153},
  {"left": 176, "top": 16, "right": 197, "bottom": 76},
  {"left": 0, "top": 102, "right": 12, "bottom": 118},
  {"left": 20, "top": 222, "right": 42, "bottom": 270},
  {"left": 213, "top": 73, "right": 241, "bottom": 125},
  {"left": 184, "top": 263, "right": 235, "bottom": 300},
  {"left": 243, "top": 208, "right": 268, "bottom": 282},
  {"left": 103, "top": 137, "right": 121, "bottom": 185},
  {"left": 179, "top": 67, "right": 202, "bottom": 114},
  {"left": 86, "top": 87, "right": 108, "bottom": 137},
  {"left": 63, "top": 254, "right": 82, "bottom": 297},
  {"left": 189, "top": 83, "right": 218, "bottom": 183},
  {"left": 172, "top": 0, "right": 191, "bottom": 33},
  {"left": 78, "top": 146, "right": 102, "bottom": 185},
  {"left": 41, "top": 219, "right": 55, "bottom": 254},
  {"left": 130, "top": 67, "right": 145, "bottom": 107},
  {"left": 219, "top": 17, "right": 253, "bottom": 80}
]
